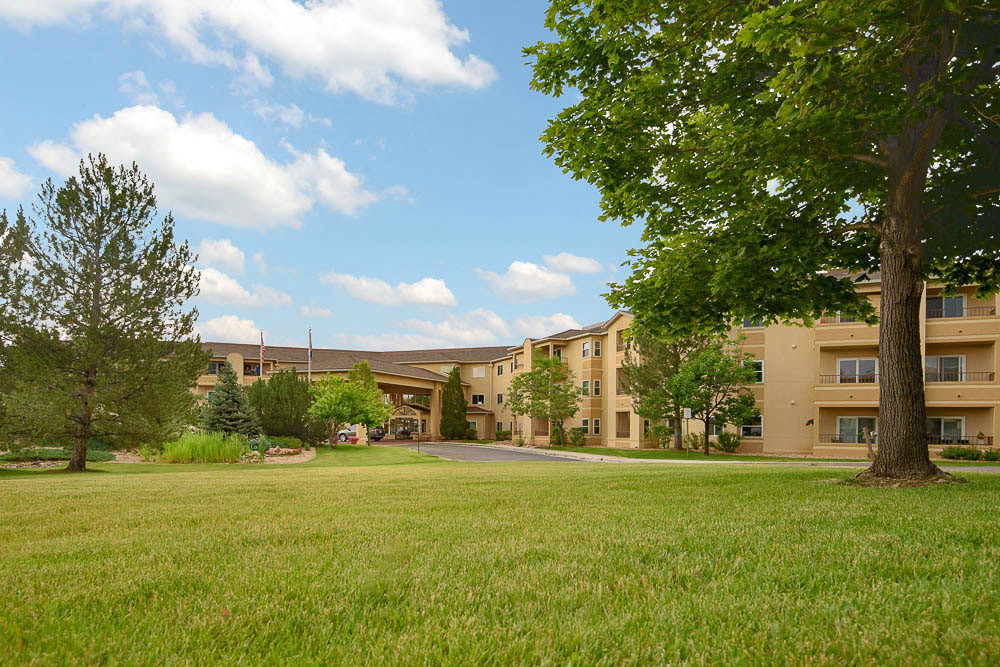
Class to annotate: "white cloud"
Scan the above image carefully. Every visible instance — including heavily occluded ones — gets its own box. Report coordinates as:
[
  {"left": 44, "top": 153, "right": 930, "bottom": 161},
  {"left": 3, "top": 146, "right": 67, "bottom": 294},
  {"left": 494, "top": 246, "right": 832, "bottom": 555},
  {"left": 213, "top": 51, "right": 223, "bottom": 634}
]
[
  {"left": 513, "top": 313, "right": 581, "bottom": 338},
  {"left": 252, "top": 100, "right": 331, "bottom": 128},
  {"left": 543, "top": 252, "right": 603, "bottom": 274},
  {"left": 195, "top": 314, "right": 262, "bottom": 344},
  {"left": 320, "top": 272, "right": 456, "bottom": 307},
  {"left": 0, "top": 0, "right": 496, "bottom": 104},
  {"left": 475, "top": 261, "right": 577, "bottom": 302},
  {"left": 252, "top": 252, "right": 267, "bottom": 274},
  {"left": 332, "top": 308, "right": 509, "bottom": 350},
  {"left": 299, "top": 304, "right": 333, "bottom": 318},
  {"left": 0, "top": 156, "right": 32, "bottom": 198},
  {"left": 197, "top": 238, "right": 245, "bottom": 275},
  {"left": 198, "top": 267, "right": 291, "bottom": 307},
  {"left": 118, "top": 70, "right": 158, "bottom": 105},
  {"left": 28, "top": 105, "right": 384, "bottom": 227}
]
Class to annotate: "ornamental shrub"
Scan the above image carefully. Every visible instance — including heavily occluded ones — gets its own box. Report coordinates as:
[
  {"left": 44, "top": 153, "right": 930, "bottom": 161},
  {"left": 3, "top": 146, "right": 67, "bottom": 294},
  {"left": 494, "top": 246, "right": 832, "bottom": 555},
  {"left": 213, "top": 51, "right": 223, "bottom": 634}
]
[
  {"left": 568, "top": 427, "right": 586, "bottom": 446},
  {"left": 713, "top": 432, "right": 741, "bottom": 453},
  {"left": 495, "top": 430, "right": 512, "bottom": 441},
  {"left": 162, "top": 432, "right": 249, "bottom": 463},
  {"left": 983, "top": 449, "right": 999, "bottom": 462},
  {"left": 939, "top": 446, "right": 982, "bottom": 461}
]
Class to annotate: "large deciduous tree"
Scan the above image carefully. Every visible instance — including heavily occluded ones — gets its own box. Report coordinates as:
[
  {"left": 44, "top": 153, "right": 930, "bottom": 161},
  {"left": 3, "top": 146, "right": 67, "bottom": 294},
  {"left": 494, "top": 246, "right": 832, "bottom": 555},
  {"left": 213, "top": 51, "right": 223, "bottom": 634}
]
[
  {"left": 0, "top": 155, "right": 207, "bottom": 471},
  {"left": 308, "top": 362, "right": 390, "bottom": 445},
  {"left": 527, "top": 1, "right": 999, "bottom": 480},
  {"left": 507, "top": 352, "right": 582, "bottom": 444}
]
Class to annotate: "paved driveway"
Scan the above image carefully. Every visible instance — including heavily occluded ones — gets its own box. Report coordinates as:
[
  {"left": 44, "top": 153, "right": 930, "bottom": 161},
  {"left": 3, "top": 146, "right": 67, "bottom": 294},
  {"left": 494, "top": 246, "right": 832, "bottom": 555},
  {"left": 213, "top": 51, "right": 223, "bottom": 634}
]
[{"left": 400, "top": 442, "right": 577, "bottom": 462}]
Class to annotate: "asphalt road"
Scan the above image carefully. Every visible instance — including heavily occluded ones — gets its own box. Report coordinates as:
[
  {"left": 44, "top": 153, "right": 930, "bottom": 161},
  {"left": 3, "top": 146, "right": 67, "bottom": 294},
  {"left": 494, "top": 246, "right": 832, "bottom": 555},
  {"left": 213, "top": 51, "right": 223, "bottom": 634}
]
[{"left": 400, "top": 442, "right": 576, "bottom": 462}]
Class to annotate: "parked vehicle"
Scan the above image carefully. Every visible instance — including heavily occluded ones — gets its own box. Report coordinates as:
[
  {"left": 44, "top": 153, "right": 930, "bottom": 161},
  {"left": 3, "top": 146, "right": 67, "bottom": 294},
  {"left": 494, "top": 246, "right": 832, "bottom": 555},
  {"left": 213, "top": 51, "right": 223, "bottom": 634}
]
[{"left": 337, "top": 425, "right": 385, "bottom": 443}]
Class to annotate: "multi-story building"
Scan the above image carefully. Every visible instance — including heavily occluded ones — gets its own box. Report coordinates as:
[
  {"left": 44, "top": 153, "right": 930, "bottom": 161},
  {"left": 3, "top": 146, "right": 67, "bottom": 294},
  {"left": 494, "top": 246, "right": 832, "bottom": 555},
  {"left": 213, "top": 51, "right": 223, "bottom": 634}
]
[{"left": 197, "top": 277, "right": 999, "bottom": 456}]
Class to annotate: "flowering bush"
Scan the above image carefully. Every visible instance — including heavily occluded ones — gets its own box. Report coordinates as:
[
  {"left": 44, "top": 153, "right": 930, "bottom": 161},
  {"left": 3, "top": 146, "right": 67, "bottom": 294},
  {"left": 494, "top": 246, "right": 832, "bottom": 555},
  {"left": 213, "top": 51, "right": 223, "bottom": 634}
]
[{"left": 264, "top": 447, "right": 302, "bottom": 457}]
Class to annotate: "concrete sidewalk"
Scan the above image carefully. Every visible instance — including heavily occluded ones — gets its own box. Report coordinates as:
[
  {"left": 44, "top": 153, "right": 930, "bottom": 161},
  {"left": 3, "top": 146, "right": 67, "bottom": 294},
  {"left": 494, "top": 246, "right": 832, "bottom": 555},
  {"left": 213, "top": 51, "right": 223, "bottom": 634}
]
[{"left": 413, "top": 441, "right": 1000, "bottom": 473}]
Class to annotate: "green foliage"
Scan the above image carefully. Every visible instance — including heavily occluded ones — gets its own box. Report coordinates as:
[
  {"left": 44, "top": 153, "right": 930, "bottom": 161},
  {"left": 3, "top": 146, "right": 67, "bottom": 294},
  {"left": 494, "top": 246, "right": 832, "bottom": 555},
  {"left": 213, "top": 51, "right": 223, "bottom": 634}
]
[
  {"left": 620, "top": 329, "right": 713, "bottom": 449},
  {"left": 938, "top": 446, "right": 983, "bottom": 461},
  {"left": 681, "top": 433, "right": 703, "bottom": 451},
  {"left": 506, "top": 353, "right": 582, "bottom": 442},
  {"left": 713, "top": 432, "right": 742, "bottom": 454},
  {"left": 137, "top": 444, "right": 160, "bottom": 462},
  {"left": 0, "top": 154, "right": 207, "bottom": 471},
  {"left": 983, "top": 450, "right": 999, "bottom": 462},
  {"left": 0, "top": 447, "right": 114, "bottom": 462},
  {"left": 495, "top": 430, "right": 512, "bottom": 441},
  {"left": 161, "top": 432, "right": 249, "bottom": 463},
  {"left": 86, "top": 437, "right": 112, "bottom": 452},
  {"left": 269, "top": 435, "right": 305, "bottom": 449},
  {"left": 247, "top": 371, "right": 326, "bottom": 444},
  {"left": 440, "top": 367, "right": 467, "bottom": 440},
  {"left": 200, "top": 362, "right": 259, "bottom": 437},
  {"left": 309, "top": 363, "right": 390, "bottom": 443},
  {"left": 670, "top": 343, "right": 759, "bottom": 455},
  {"left": 567, "top": 427, "right": 586, "bottom": 446}
]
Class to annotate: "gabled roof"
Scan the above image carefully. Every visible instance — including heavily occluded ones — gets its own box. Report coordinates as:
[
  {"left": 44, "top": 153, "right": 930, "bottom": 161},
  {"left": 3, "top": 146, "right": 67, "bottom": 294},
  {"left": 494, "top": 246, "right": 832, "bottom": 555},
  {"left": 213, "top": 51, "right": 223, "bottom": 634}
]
[{"left": 376, "top": 346, "right": 514, "bottom": 363}]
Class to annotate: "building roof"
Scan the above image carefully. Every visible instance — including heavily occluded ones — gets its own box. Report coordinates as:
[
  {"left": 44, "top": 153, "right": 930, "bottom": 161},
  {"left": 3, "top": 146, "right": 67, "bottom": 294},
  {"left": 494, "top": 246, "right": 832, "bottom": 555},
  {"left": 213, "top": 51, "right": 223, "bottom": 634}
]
[
  {"left": 376, "top": 346, "right": 514, "bottom": 363},
  {"left": 465, "top": 405, "right": 493, "bottom": 414}
]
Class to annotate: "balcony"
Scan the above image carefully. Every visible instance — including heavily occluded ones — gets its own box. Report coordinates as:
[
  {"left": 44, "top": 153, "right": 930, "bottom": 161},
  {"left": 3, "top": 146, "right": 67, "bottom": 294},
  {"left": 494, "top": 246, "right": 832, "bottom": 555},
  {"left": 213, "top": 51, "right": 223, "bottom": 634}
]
[
  {"left": 819, "top": 433, "right": 994, "bottom": 446},
  {"left": 925, "top": 371, "right": 996, "bottom": 383},
  {"left": 929, "top": 434, "right": 994, "bottom": 446},
  {"left": 927, "top": 305, "right": 996, "bottom": 319},
  {"left": 819, "top": 433, "right": 877, "bottom": 444},
  {"left": 819, "top": 374, "right": 878, "bottom": 384}
]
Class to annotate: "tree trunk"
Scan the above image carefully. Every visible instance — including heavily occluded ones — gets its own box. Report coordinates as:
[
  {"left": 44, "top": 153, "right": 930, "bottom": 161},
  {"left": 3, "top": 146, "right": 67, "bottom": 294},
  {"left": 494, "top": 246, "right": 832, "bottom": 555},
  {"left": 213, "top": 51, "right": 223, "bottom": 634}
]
[
  {"left": 672, "top": 412, "right": 683, "bottom": 450},
  {"left": 67, "top": 378, "right": 94, "bottom": 472},
  {"left": 703, "top": 421, "right": 711, "bottom": 456}
]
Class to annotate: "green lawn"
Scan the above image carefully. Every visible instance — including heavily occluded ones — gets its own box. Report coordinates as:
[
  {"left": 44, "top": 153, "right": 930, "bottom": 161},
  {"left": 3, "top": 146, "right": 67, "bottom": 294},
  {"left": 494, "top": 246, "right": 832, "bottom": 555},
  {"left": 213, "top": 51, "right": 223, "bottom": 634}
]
[{"left": 2, "top": 447, "right": 998, "bottom": 663}]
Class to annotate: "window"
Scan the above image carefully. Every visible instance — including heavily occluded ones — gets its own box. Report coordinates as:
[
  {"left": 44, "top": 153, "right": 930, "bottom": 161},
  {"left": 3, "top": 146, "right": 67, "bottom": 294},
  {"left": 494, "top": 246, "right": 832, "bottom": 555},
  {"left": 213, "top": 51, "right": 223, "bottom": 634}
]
[
  {"left": 742, "top": 318, "right": 764, "bottom": 329},
  {"left": 838, "top": 357, "right": 878, "bottom": 383},
  {"left": 472, "top": 366, "right": 485, "bottom": 378},
  {"left": 582, "top": 341, "right": 590, "bottom": 358},
  {"left": 616, "top": 412, "right": 631, "bottom": 438},
  {"left": 643, "top": 419, "right": 650, "bottom": 436},
  {"left": 553, "top": 348, "right": 562, "bottom": 359},
  {"left": 467, "top": 421, "right": 477, "bottom": 432},
  {"left": 497, "top": 364, "right": 504, "bottom": 376},
  {"left": 616, "top": 330, "right": 628, "bottom": 351},
  {"left": 581, "top": 418, "right": 589, "bottom": 434},
  {"left": 925, "top": 355, "right": 964, "bottom": 382},
  {"left": 616, "top": 368, "right": 626, "bottom": 394},
  {"left": 472, "top": 394, "right": 485, "bottom": 405},
  {"left": 837, "top": 312, "right": 856, "bottom": 323},
  {"left": 836, "top": 417, "right": 877, "bottom": 444},
  {"left": 510, "top": 362, "right": 514, "bottom": 372},
  {"left": 421, "top": 419, "right": 426, "bottom": 434},
  {"left": 496, "top": 393, "right": 503, "bottom": 404},
  {"left": 927, "top": 417, "right": 965, "bottom": 444},
  {"left": 927, "top": 294, "right": 965, "bottom": 319},
  {"left": 708, "top": 419, "right": 725, "bottom": 436},
  {"left": 593, "top": 380, "right": 601, "bottom": 396},
  {"left": 243, "top": 363, "right": 261, "bottom": 376},
  {"left": 582, "top": 380, "right": 590, "bottom": 396},
  {"left": 594, "top": 340, "right": 602, "bottom": 357},
  {"left": 207, "top": 361, "right": 223, "bottom": 375},
  {"left": 206, "top": 390, "right": 215, "bottom": 399},
  {"left": 741, "top": 416, "right": 763, "bottom": 438},
  {"left": 593, "top": 418, "right": 601, "bottom": 435},
  {"left": 745, "top": 359, "right": 764, "bottom": 383}
]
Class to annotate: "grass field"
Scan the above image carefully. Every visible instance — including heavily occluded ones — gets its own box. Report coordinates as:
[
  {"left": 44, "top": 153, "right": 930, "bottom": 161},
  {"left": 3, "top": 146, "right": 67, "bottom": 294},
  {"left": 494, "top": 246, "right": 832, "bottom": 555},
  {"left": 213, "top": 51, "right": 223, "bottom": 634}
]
[{"left": 2, "top": 447, "right": 999, "bottom": 664}]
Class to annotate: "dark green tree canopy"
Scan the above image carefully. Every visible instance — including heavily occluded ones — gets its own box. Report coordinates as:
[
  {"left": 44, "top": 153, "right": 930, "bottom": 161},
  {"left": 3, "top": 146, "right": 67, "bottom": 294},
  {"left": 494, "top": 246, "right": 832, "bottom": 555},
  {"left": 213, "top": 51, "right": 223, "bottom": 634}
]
[
  {"left": 201, "top": 362, "right": 259, "bottom": 437},
  {"left": 440, "top": 367, "right": 467, "bottom": 440},
  {"left": 0, "top": 155, "right": 207, "bottom": 470},
  {"left": 527, "top": 1, "right": 999, "bottom": 334},
  {"left": 247, "top": 370, "right": 326, "bottom": 444}
]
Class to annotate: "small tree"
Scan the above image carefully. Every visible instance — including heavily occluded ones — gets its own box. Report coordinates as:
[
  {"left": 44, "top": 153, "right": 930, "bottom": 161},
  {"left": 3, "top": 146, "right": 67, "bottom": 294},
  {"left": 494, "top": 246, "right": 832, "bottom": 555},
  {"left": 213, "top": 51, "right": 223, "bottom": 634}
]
[
  {"left": 200, "top": 362, "right": 258, "bottom": 437},
  {"left": 671, "top": 343, "right": 759, "bottom": 456},
  {"left": 308, "top": 362, "right": 390, "bottom": 446},
  {"left": 620, "top": 329, "right": 711, "bottom": 449},
  {"left": 0, "top": 155, "right": 207, "bottom": 471},
  {"left": 247, "top": 370, "right": 325, "bottom": 444},
  {"left": 507, "top": 352, "right": 582, "bottom": 444},
  {"left": 440, "top": 367, "right": 467, "bottom": 440}
]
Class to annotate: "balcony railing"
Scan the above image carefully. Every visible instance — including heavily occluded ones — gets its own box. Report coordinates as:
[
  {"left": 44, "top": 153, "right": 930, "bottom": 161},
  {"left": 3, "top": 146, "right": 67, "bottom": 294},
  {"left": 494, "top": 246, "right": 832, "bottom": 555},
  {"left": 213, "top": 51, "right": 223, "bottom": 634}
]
[
  {"left": 925, "top": 371, "right": 996, "bottom": 383},
  {"left": 927, "top": 306, "right": 996, "bottom": 319},
  {"left": 819, "top": 433, "right": 878, "bottom": 444},
  {"left": 928, "top": 435, "right": 994, "bottom": 446},
  {"left": 819, "top": 374, "right": 878, "bottom": 384},
  {"left": 819, "top": 312, "right": 876, "bottom": 325}
]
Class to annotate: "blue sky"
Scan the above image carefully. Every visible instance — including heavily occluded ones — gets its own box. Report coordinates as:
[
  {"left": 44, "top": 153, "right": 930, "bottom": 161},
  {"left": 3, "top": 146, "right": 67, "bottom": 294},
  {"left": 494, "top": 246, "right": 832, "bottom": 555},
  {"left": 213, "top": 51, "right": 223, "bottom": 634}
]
[{"left": 0, "top": 0, "right": 642, "bottom": 350}]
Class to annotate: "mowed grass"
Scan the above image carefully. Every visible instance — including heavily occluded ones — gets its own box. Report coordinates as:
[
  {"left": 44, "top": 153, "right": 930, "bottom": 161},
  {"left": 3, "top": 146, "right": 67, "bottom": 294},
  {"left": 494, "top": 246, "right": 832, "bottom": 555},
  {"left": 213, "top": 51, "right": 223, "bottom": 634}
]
[{"left": 1, "top": 448, "right": 999, "bottom": 664}]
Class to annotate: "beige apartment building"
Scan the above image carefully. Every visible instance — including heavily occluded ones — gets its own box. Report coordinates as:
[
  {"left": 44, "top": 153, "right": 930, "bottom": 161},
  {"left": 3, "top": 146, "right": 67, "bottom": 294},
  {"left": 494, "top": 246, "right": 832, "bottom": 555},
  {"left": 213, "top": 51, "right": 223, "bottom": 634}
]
[{"left": 197, "top": 277, "right": 999, "bottom": 457}]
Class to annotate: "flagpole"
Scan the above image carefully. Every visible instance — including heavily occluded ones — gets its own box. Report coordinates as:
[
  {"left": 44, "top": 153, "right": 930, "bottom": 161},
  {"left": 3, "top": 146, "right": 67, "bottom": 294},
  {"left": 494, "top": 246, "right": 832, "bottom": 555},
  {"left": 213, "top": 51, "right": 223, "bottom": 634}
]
[{"left": 307, "top": 327, "right": 312, "bottom": 384}]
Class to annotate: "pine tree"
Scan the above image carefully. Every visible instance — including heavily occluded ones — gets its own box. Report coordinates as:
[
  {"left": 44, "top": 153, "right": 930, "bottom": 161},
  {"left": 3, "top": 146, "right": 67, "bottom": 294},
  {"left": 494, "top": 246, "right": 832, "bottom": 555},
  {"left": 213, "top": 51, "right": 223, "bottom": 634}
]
[
  {"left": 201, "top": 362, "right": 258, "bottom": 436},
  {"left": 0, "top": 155, "right": 207, "bottom": 471},
  {"left": 247, "top": 370, "right": 325, "bottom": 443},
  {"left": 440, "top": 367, "right": 467, "bottom": 440}
]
